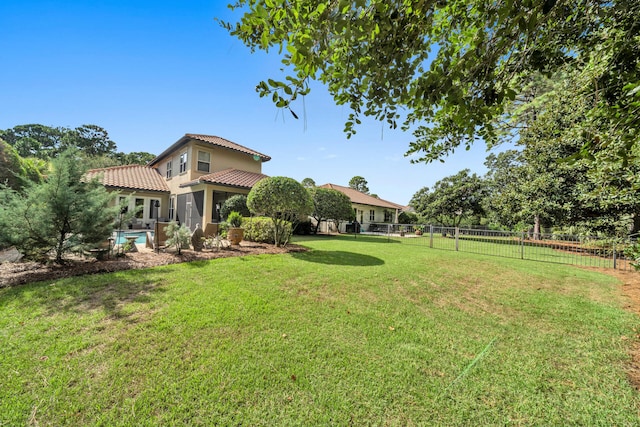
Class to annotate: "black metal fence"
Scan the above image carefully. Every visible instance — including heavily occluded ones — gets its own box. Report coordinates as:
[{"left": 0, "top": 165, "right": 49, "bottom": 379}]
[{"left": 351, "top": 223, "right": 637, "bottom": 270}]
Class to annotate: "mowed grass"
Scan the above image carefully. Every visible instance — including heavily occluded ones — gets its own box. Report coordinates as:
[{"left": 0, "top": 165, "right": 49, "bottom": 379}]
[
  {"left": 386, "top": 233, "right": 622, "bottom": 269},
  {"left": 1, "top": 235, "right": 639, "bottom": 425}
]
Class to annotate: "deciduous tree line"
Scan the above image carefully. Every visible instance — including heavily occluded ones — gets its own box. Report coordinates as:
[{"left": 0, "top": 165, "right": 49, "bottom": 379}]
[{"left": 0, "top": 124, "right": 156, "bottom": 184}]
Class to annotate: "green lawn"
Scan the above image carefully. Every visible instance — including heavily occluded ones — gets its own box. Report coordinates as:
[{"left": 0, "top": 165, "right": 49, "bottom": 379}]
[
  {"left": 1, "top": 235, "right": 639, "bottom": 425},
  {"left": 383, "top": 233, "right": 625, "bottom": 269}
]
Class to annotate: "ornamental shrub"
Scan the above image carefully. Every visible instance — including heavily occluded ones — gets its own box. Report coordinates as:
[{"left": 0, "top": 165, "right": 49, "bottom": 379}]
[
  {"left": 247, "top": 176, "right": 312, "bottom": 247},
  {"left": 164, "top": 221, "right": 191, "bottom": 255},
  {"left": 227, "top": 211, "right": 243, "bottom": 228},
  {"left": 243, "top": 217, "right": 292, "bottom": 244},
  {"left": 220, "top": 195, "right": 250, "bottom": 220}
]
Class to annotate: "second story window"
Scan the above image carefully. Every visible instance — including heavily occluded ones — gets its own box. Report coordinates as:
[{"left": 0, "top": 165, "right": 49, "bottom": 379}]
[
  {"left": 197, "top": 151, "right": 211, "bottom": 173},
  {"left": 179, "top": 152, "right": 187, "bottom": 174},
  {"left": 166, "top": 160, "right": 172, "bottom": 179}
]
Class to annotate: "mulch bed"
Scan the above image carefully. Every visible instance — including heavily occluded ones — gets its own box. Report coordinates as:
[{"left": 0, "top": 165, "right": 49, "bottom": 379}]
[{"left": 0, "top": 242, "right": 306, "bottom": 288}]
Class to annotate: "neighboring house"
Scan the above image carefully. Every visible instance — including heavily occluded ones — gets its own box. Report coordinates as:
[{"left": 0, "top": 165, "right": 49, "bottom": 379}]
[
  {"left": 317, "top": 183, "right": 405, "bottom": 233},
  {"left": 86, "top": 133, "right": 270, "bottom": 230}
]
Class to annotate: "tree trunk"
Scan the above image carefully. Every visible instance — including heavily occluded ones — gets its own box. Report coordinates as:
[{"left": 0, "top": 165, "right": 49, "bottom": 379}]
[
  {"left": 56, "top": 229, "right": 66, "bottom": 264},
  {"left": 632, "top": 212, "right": 640, "bottom": 235},
  {"left": 312, "top": 217, "right": 321, "bottom": 234},
  {"left": 533, "top": 214, "right": 541, "bottom": 240}
]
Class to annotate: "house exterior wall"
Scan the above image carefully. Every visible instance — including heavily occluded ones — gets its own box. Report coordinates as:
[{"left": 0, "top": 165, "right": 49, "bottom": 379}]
[
  {"left": 149, "top": 140, "right": 264, "bottom": 230},
  {"left": 153, "top": 141, "right": 262, "bottom": 195},
  {"left": 351, "top": 203, "right": 398, "bottom": 232},
  {"left": 153, "top": 141, "right": 200, "bottom": 196},
  {"left": 192, "top": 143, "right": 262, "bottom": 176},
  {"left": 314, "top": 203, "right": 399, "bottom": 234}
]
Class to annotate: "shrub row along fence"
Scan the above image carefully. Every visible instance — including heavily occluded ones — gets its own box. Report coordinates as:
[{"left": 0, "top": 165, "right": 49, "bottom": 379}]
[{"left": 353, "top": 223, "right": 636, "bottom": 270}]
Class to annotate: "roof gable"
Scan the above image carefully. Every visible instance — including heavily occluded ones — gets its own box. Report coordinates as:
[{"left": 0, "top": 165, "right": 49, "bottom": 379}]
[{"left": 149, "top": 133, "right": 271, "bottom": 166}]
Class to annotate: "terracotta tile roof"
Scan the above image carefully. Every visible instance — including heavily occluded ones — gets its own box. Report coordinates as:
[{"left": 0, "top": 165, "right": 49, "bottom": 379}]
[
  {"left": 149, "top": 134, "right": 271, "bottom": 166},
  {"left": 319, "top": 183, "right": 405, "bottom": 210},
  {"left": 85, "top": 165, "right": 169, "bottom": 192},
  {"left": 180, "top": 168, "right": 268, "bottom": 189}
]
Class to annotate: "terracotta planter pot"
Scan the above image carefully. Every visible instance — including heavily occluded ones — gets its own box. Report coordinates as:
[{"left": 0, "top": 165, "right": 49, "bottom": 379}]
[{"left": 227, "top": 227, "right": 244, "bottom": 245}]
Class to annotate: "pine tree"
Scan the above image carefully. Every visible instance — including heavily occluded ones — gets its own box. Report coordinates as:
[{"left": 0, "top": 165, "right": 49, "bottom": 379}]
[{"left": 0, "top": 149, "right": 118, "bottom": 263}]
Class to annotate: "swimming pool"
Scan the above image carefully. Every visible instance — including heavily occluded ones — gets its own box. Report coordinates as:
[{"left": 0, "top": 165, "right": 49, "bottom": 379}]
[{"left": 115, "top": 231, "right": 153, "bottom": 245}]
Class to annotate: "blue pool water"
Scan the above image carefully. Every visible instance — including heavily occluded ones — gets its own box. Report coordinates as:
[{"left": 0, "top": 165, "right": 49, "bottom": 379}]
[{"left": 115, "top": 231, "right": 152, "bottom": 245}]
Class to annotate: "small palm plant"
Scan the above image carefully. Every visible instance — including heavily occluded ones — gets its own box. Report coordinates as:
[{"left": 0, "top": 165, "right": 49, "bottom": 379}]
[
  {"left": 227, "top": 211, "right": 243, "bottom": 228},
  {"left": 164, "top": 221, "right": 191, "bottom": 255},
  {"left": 226, "top": 211, "right": 244, "bottom": 245}
]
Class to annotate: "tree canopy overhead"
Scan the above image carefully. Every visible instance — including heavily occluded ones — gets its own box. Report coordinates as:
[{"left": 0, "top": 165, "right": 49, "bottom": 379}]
[{"left": 222, "top": 0, "right": 639, "bottom": 162}]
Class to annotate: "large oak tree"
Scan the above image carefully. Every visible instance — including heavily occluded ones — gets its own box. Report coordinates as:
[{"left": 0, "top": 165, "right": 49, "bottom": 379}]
[{"left": 222, "top": 1, "right": 639, "bottom": 162}]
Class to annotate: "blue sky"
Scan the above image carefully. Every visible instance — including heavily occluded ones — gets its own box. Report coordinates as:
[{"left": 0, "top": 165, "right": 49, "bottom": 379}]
[{"left": 1, "top": 1, "right": 497, "bottom": 205}]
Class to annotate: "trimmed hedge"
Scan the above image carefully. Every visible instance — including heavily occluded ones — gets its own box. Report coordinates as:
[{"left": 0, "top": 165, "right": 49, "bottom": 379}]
[{"left": 243, "top": 217, "right": 292, "bottom": 244}]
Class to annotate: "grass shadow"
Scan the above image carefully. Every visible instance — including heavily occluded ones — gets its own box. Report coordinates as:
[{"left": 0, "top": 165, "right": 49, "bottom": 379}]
[
  {"left": 338, "top": 234, "right": 402, "bottom": 244},
  {"left": 291, "top": 250, "right": 384, "bottom": 266}
]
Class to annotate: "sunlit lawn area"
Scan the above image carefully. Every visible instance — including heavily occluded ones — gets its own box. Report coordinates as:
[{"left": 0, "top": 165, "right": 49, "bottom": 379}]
[
  {"left": 385, "top": 233, "right": 624, "bottom": 269},
  {"left": 1, "top": 235, "right": 639, "bottom": 425}
]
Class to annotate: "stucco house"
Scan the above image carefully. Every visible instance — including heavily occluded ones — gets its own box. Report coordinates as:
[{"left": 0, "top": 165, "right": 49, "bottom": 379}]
[
  {"left": 86, "top": 133, "right": 270, "bottom": 231},
  {"left": 316, "top": 183, "right": 405, "bottom": 233}
]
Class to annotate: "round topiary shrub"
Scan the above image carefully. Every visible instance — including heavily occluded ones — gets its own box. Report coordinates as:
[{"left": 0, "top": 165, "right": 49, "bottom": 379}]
[{"left": 220, "top": 195, "right": 250, "bottom": 220}]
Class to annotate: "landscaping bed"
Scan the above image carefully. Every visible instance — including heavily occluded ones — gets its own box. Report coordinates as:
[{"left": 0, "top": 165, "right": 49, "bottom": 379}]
[{"left": 0, "top": 242, "right": 306, "bottom": 288}]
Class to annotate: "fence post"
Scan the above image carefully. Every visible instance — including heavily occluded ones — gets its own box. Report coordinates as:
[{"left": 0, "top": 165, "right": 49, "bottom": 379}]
[
  {"left": 520, "top": 232, "right": 524, "bottom": 259},
  {"left": 429, "top": 225, "right": 433, "bottom": 248},
  {"left": 387, "top": 223, "right": 391, "bottom": 243},
  {"left": 455, "top": 227, "right": 459, "bottom": 251},
  {"left": 613, "top": 242, "right": 617, "bottom": 270}
]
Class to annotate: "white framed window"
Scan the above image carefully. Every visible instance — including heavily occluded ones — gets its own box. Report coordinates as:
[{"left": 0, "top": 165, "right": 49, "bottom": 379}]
[
  {"left": 169, "top": 197, "right": 175, "bottom": 220},
  {"left": 179, "top": 152, "right": 188, "bottom": 174},
  {"left": 166, "top": 160, "right": 172, "bottom": 178},
  {"left": 369, "top": 210, "right": 375, "bottom": 221},
  {"left": 197, "top": 151, "right": 211, "bottom": 173}
]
